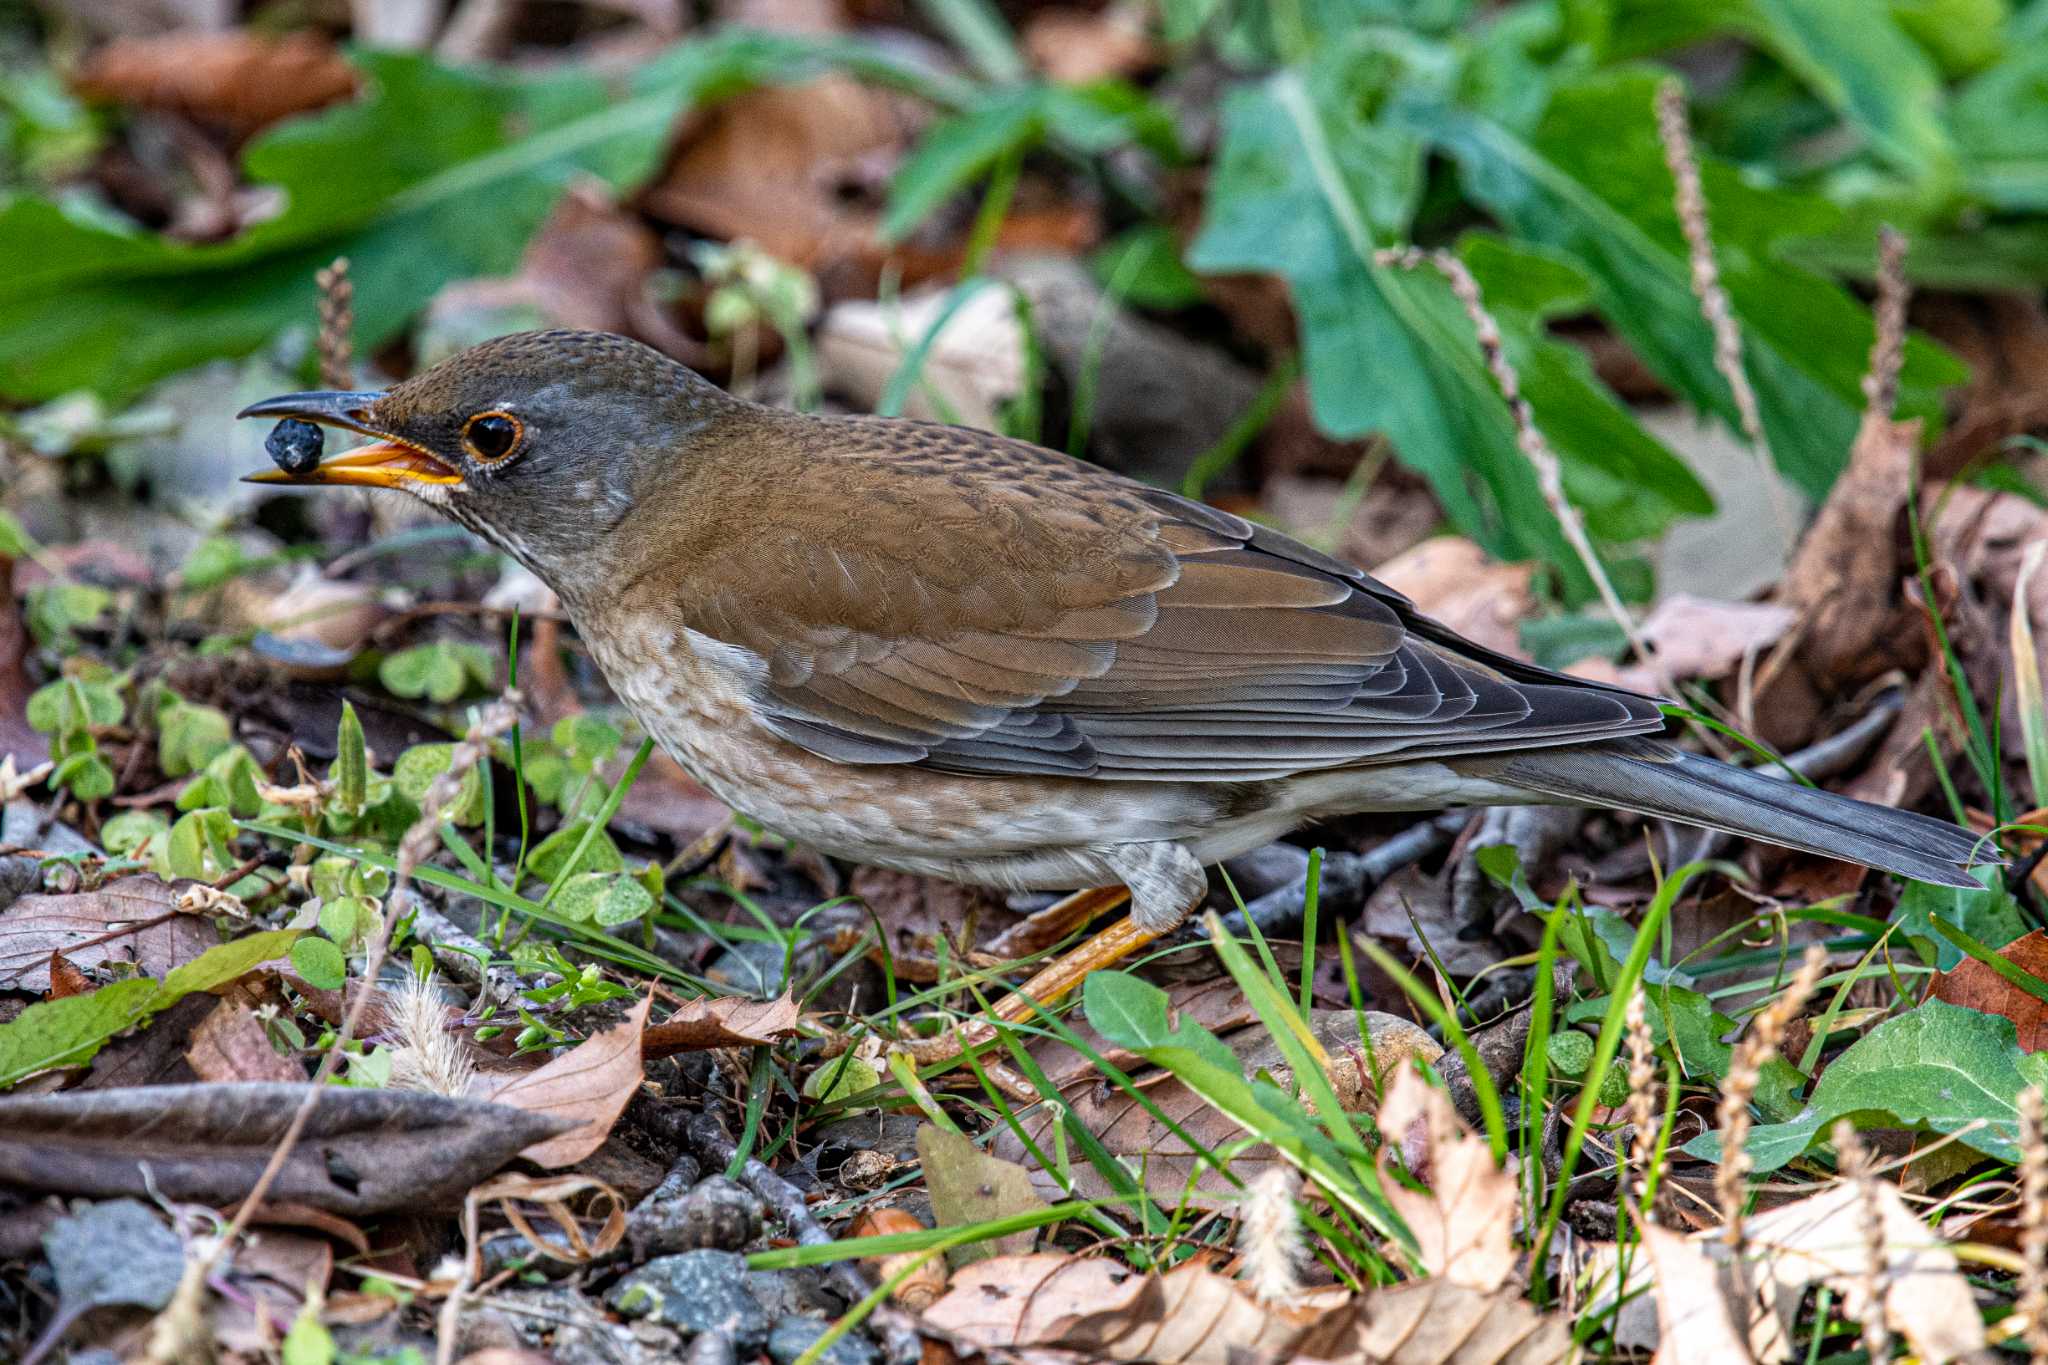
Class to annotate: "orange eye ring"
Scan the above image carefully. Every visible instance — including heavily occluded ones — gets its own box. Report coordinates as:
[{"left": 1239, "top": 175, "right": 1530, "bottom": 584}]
[{"left": 462, "top": 410, "right": 523, "bottom": 462}]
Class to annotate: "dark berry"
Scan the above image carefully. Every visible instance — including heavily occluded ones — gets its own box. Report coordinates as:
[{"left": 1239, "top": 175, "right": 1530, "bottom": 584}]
[{"left": 265, "top": 418, "right": 325, "bottom": 476}]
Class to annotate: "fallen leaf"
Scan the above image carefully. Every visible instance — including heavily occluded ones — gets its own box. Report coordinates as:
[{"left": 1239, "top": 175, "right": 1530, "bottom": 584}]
[
  {"left": 918, "top": 1123, "right": 1049, "bottom": 1266},
  {"left": 852, "top": 1206, "right": 948, "bottom": 1309},
  {"left": 1930, "top": 928, "right": 2048, "bottom": 1051},
  {"left": 185, "top": 999, "right": 303, "bottom": 1083},
  {"left": 919, "top": 1254, "right": 1567, "bottom": 1364},
  {"left": 1372, "top": 537, "right": 1535, "bottom": 658},
  {"left": 1023, "top": 5, "right": 1157, "bottom": 84},
  {"left": 72, "top": 30, "right": 359, "bottom": 133},
  {"left": 641, "top": 991, "right": 800, "bottom": 1058},
  {"left": 1745, "top": 1176, "right": 1985, "bottom": 1364},
  {"left": 0, "top": 875, "right": 215, "bottom": 993},
  {"left": 38, "top": 1199, "right": 188, "bottom": 1352},
  {"left": 645, "top": 75, "right": 921, "bottom": 296},
  {"left": 1638, "top": 1224, "right": 1754, "bottom": 1364},
  {"left": 1375, "top": 1067, "right": 1517, "bottom": 1292},
  {"left": 0, "top": 1083, "right": 574, "bottom": 1213},
  {"left": 488, "top": 993, "right": 651, "bottom": 1167},
  {"left": 817, "top": 284, "right": 1029, "bottom": 431}
]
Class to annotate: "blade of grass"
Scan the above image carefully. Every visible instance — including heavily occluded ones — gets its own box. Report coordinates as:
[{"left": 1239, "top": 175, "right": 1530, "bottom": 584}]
[
  {"left": 1355, "top": 939, "right": 1510, "bottom": 1161},
  {"left": 2016, "top": 541, "right": 2048, "bottom": 810},
  {"left": 538, "top": 738, "right": 654, "bottom": 911}
]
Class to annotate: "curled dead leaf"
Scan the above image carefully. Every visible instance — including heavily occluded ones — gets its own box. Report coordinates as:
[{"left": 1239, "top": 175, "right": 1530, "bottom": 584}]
[
  {"left": 1375, "top": 1068, "right": 1517, "bottom": 1292},
  {"left": 851, "top": 1206, "right": 947, "bottom": 1309},
  {"left": 487, "top": 993, "right": 651, "bottom": 1168},
  {"left": 1372, "top": 538, "right": 1535, "bottom": 659},
  {"left": 641, "top": 991, "right": 801, "bottom": 1058},
  {"left": 185, "top": 999, "right": 303, "bottom": 1084}
]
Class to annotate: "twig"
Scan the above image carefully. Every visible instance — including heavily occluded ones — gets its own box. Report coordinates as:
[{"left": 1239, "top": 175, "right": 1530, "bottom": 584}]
[
  {"left": 1654, "top": 80, "right": 1792, "bottom": 543},
  {"left": 146, "top": 698, "right": 519, "bottom": 1365},
  {"left": 316, "top": 258, "right": 354, "bottom": 392},
  {"left": 1375, "top": 247, "right": 1672, "bottom": 700}
]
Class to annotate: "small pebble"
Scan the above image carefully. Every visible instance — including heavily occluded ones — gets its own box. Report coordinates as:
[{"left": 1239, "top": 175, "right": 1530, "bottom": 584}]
[
  {"left": 607, "top": 1250, "right": 770, "bottom": 1354},
  {"left": 767, "top": 1315, "right": 879, "bottom": 1365},
  {"left": 265, "top": 418, "right": 325, "bottom": 475}
]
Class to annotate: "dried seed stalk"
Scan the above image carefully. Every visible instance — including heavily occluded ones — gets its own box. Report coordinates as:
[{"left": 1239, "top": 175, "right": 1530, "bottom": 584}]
[
  {"left": 1237, "top": 1166, "right": 1306, "bottom": 1303},
  {"left": 1833, "top": 1119, "right": 1891, "bottom": 1361},
  {"left": 1862, "top": 227, "right": 1909, "bottom": 423},
  {"left": 1623, "top": 985, "right": 1657, "bottom": 1220},
  {"left": 316, "top": 256, "right": 354, "bottom": 392},
  {"left": 2020, "top": 1086, "right": 2048, "bottom": 1361},
  {"left": 1374, "top": 246, "right": 1665, "bottom": 696},
  {"left": 1715, "top": 944, "right": 1827, "bottom": 1246}
]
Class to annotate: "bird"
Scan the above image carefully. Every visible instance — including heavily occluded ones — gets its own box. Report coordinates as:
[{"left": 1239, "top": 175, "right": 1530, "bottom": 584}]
[{"left": 240, "top": 328, "right": 1992, "bottom": 1027}]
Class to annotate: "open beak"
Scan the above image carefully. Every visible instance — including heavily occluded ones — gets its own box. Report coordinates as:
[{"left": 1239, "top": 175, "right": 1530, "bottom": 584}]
[{"left": 237, "top": 390, "right": 463, "bottom": 489}]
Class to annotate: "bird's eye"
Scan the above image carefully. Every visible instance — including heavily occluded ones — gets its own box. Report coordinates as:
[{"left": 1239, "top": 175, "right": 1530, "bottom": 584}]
[{"left": 462, "top": 412, "right": 522, "bottom": 463}]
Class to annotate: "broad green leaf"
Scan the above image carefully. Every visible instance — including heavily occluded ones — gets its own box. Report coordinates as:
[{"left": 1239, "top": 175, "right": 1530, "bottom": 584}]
[
  {"left": 1687, "top": 998, "right": 2048, "bottom": 1171},
  {"left": 51, "top": 751, "right": 114, "bottom": 802},
  {"left": 100, "top": 809, "right": 168, "bottom": 857},
  {"left": 1091, "top": 224, "right": 1206, "bottom": 309},
  {"left": 0, "top": 33, "right": 895, "bottom": 402},
  {"left": 380, "top": 642, "right": 472, "bottom": 704},
  {"left": 160, "top": 928, "right": 301, "bottom": 996},
  {"left": 528, "top": 820, "right": 625, "bottom": 883},
  {"left": 158, "top": 700, "right": 232, "bottom": 777},
  {"left": 1952, "top": 38, "right": 2048, "bottom": 210},
  {"left": 1421, "top": 70, "right": 1966, "bottom": 500},
  {"left": 1189, "top": 63, "right": 1707, "bottom": 595}
]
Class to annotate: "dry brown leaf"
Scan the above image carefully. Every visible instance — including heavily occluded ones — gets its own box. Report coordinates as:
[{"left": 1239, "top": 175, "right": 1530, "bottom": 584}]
[
  {"left": 1372, "top": 537, "right": 1535, "bottom": 658},
  {"left": 0, "top": 876, "right": 215, "bottom": 993},
  {"left": 641, "top": 991, "right": 800, "bottom": 1058},
  {"left": 918, "top": 1124, "right": 1049, "bottom": 1266},
  {"left": 1344, "top": 1276, "right": 1574, "bottom": 1364},
  {"left": 1637, "top": 1224, "right": 1754, "bottom": 1363},
  {"left": 487, "top": 993, "right": 651, "bottom": 1168},
  {"left": 1930, "top": 928, "right": 2048, "bottom": 1051},
  {"left": 1745, "top": 1177, "right": 1985, "bottom": 1364},
  {"left": 851, "top": 1206, "right": 948, "bottom": 1309},
  {"left": 72, "top": 31, "right": 359, "bottom": 132},
  {"left": 184, "top": 999, "right": 303, "bottom": 1084},
  {"left": 0, "top": 1083, "right": 573, "bottom": 1213},
  {"left": 1375, "top": 1067, "right": 1517, "bottom": 1291},
  {"left": 645, "top": 75, "right": 921, "bottom": 296},
  {"left": 1023, "top": 5, "right": 1157, "bottom": 83},
  {"left": 817, "top": 285, "right": 1029, "bottom": 430},
  {"left": 995, "top": 1009, "right": 1439, "bottom": 1207}
]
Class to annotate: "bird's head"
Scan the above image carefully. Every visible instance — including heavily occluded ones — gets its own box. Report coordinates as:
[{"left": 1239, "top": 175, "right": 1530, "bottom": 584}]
[{"left": 240, "top": 329, "right": 727, "bottom": 600}]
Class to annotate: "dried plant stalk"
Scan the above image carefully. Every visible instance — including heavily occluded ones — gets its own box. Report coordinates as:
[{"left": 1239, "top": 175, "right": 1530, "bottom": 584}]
[
  {"left": 1623, "top": 985, "right": 1657, "bottom": 1220},
  {"left": 1862, "top": 227, "right": 1909, "bottom": 423},
  {"left": 316, "top": 256, "right": 355, "bottom": 391},
  {"left": 2020, "top": 1086, "right": 2048, "bottom": 1361},
  {"left": 1237, "top": 1166, "right": 1306, "bottom": 1303},
  {"left": 1715, "top": 943, "right": 1827, "bottom": 1246},
  {"left": 1833, "top": 1119, "right": 1891, "bottom": 1361},
  {"left": 1374, "top": 246, "right": 1667, "bottom": 696}
]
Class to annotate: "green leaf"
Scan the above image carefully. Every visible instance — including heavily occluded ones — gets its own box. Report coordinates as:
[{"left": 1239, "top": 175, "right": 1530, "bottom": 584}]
[
  {"left": 380, "top": 642, "right": 472, "bottom": 704},
  {"left": 160, "top": 807, "right": 238, "bottom": 883},
  {"left": 317, "top": 897, "right": 378, "bottom": 951},
  {"left": 1081, "top": 970, "right": 1242, "bottom": 1078},
  {"left": 551, "top": 871, "right": 655, "bottom": 927},
  {"left": 0, "top": 33, "right": 873, "bottom": 402},
  {"left": 1547, "top": 1029, "right": 1595, "bottom": 1076},
  {"left": 552, "top": 713, "right": 623, "bottom": 768},
  {"left": 528, "top": 820, "right": 625, "bottom": 883},
  {"left": 290, "top": 937, "right": 347, "bottom": 991},
  {"left": 1688, "top": 998, "right": 2048, "bottom": 1171},
  {"left": 1188, "top": 63, "right": 1708, "bottom": 596},
  {"left": 1952, "top": 38, "right": 2048, "bottom": 210},
  {"left": 333, "top": 701, "right": 368, "bottom": 813},
  {"left": 1421, "top": 69, "right": 1966, "bottom": 501},
  {"left": 0, "top": 928, "right": 301, "bottom": 1088},
  {"left": 51, "top": 750, "right": 114, "bottom": 802},
  {"left": 178, "top": 536, "right": 247, "bottom": 591},
  {"left": 177, "top": 744, "right": 263, "bottom": 818},
  {"left": 391, "top": 743, "right": 486, "bottom": 826},
  {"left": 1894, "top": 863, "right": 2026, "bottom": 969},
  {"left": 0, "top": 509, "right": 32, "bottom": 558},
  {"left": 158, "top": 700, "right": 233, "bottom": 777},
  {"left": 100, "top": 809, "right": 168, "bottom": 858},
  {"left": 1091, "top": 224, "right": 1206, "bottom": 309}
]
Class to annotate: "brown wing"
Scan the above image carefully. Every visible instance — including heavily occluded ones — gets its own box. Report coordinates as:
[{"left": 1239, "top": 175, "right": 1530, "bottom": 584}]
[{"left": 677, "top": 415, "right": 1665, "bottom": 781}]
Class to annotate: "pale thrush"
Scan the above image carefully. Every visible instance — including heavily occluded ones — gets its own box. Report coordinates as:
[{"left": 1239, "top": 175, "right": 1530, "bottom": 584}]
[{"left": 241, "top": 330, "right": 1990, "bottom": 1012}]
